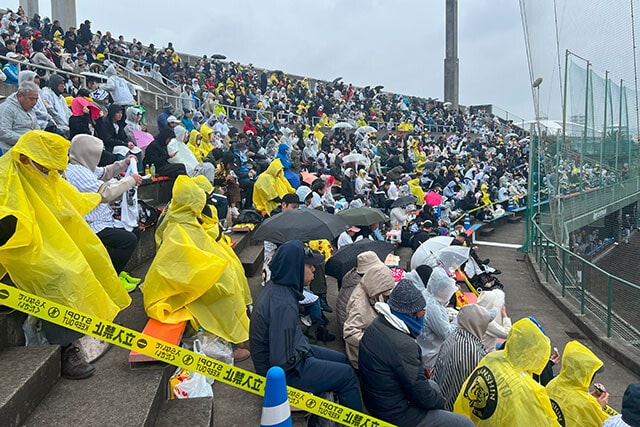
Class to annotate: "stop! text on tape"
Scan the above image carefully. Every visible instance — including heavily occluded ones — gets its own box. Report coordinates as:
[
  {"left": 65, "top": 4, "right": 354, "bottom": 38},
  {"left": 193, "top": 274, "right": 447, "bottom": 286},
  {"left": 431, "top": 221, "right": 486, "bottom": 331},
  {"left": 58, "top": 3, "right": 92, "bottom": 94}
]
[{"left": 0, "top": 283, "right": 394, "bottom": 427}]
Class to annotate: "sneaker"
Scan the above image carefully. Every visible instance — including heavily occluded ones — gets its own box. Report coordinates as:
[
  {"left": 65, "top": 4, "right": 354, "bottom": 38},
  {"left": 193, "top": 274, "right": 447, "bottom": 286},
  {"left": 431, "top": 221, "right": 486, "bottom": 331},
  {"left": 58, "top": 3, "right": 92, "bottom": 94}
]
[
  {"left": 300, "top": 314, "right": 312, "bottom": 327},
  {"left": 61, "top": 346, "right": 95, "bottom": 380},
  {"left": 119, "top": 271, "right": 141, "bottom": 284},
  {"left": 120, "top": 276, "right": 137, "bottom": 293}
]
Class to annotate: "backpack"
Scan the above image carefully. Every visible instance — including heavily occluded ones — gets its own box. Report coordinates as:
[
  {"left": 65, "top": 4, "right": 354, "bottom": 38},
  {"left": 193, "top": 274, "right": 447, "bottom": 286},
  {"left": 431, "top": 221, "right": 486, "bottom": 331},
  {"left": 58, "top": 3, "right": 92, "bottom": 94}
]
[
  {"left": 138, "top": 200, "right": 161, "bottom": 229},
  {"left": 235, "top": 208, "right": 263, "bottom": 225}
]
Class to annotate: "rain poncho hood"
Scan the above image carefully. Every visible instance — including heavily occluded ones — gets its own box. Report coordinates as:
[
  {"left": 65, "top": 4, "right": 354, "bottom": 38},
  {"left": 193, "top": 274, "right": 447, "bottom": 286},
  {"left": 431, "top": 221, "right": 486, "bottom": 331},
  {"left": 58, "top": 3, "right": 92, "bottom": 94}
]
[
  {"left": 252, "top": 158, "right": 295, "bottom": 215},
  {"left": 48, "top": 73, "right": 65, "bottom": 95},
  {"left": 454, "top": 318, "right": 559, "bottom": 426},
  {"left": 426, "top": 267, "right": 457, "bottom": 305},
  {"left": 546, "top": 341, "right": 609, "bottom": 426},
  {"left": 457, "top": 304, "right": 492, "bottom": 340},
  {"left": 269, "top": 240, "right": 305, "bottom": 294},
  {"left": 142, "top": 176, "right": 250, "bottom": 343},
  {"left": 0, "top": 130, "right": 130, "bottom": 320}
]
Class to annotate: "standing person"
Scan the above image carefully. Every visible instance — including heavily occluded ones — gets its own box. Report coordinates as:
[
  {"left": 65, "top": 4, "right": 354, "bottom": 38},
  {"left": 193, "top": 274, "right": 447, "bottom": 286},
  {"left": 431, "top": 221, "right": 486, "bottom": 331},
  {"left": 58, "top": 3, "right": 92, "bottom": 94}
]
[
  {"left": 0, "top": 130, "right": 131, "bottom": 379},
  {"left": 358, "top": 279, "right": 474, "bottom": 427},
  {"left": 103, "top": 63, "right": 136, "bottom": 106},
  {"left": 65, "top": 134, "right": 143, "bottom": 292},
  {"left": 622, "top": 213, "right": 632, "bottom": 245},
  {"left": 250, "top": 240, "right": 362, "bottom": 412}
]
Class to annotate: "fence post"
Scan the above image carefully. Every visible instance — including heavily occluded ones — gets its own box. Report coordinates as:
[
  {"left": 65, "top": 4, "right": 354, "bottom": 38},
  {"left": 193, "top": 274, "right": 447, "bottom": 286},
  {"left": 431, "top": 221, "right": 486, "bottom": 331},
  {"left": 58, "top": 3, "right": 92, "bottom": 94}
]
[
  {"left": 606, "top": 276, "right": 612, "bottom": 338},
  {"left": 580, "top": 260, "right": 585, "bottom": 314},
  {"left": 545, "top": 239, "right": 550, "bottom": 283},
  {"left": 561, "top": 248, "right": 567, "bottom": 296}
]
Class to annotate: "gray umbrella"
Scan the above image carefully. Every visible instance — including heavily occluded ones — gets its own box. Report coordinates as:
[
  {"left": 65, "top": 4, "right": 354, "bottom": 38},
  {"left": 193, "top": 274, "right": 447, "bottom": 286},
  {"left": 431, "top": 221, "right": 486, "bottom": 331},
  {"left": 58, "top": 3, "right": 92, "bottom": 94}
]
[
  {"left": 336, "top": 207, "right": 388, "bottom": 226},
  {"left": 325, "top": 239, "right": 395, "bottom": 279},
  {"left": 252, "top": 209, "right": 348, "bottom": 244},
  {"left": 391, "top": 195, "right": 418, "bottom": 208}
]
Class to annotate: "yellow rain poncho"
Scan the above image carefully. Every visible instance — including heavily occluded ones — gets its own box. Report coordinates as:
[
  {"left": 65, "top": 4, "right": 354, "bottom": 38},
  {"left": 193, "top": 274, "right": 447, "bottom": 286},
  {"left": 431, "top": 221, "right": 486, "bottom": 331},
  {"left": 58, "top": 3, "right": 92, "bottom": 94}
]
[
  {"left": 408, "top": 178, "right": 425, "bottom": 206},
  {"left": 454, "top": 318, "right": 561, "bottom": 426},
  {"left": 0, "top": 131, "right": 130, "bottom": 320},
  {"left": 187, "top": 128, "right": 212, "bottom": 162},
  {"left": 546, "top": 341, "right": 610, "bottom": 426},
  {"left": 142, "top": 176, "right": 249, "bottom": 343},
  {"left": 252, "top": 158, "right": 295, "bottom": 215}
]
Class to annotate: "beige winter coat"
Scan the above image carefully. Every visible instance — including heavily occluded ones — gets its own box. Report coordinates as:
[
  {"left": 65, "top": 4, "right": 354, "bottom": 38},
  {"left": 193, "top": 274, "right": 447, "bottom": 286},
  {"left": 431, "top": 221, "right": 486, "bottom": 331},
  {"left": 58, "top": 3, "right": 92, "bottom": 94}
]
[{"left": 343, "top": 262, "right": 395, "bottom": 368}]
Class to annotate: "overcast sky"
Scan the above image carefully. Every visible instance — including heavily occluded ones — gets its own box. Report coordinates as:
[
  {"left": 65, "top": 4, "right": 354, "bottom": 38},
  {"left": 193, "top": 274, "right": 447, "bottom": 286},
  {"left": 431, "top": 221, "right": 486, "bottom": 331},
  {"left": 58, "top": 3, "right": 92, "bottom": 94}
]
[{"left": 9, "top": 0, "right": 534, "bottom": 120}]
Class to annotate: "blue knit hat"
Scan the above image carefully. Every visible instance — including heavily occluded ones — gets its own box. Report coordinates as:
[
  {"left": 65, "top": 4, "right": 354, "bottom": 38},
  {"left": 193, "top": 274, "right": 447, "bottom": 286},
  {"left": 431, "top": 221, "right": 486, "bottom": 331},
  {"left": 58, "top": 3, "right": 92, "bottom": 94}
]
[{"left": 389, "top": 279, "right": 426, "bottom": 314}]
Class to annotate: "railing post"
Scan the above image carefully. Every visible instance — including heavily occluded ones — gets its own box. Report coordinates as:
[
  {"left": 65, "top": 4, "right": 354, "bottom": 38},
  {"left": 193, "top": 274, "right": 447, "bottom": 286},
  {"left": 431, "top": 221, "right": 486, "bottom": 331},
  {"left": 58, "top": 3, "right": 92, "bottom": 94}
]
[
  {"left": 580, "top": 260, "right": 585, "bottom": 314},
  {"left": 561, "top": 248, "right": 567, "bottom": 295},
  {"left": 545, "top": 239, "right": 550, "bottom": 283},
  {"left": 607, "top": 276, "right": 612, "bottom": 338}
]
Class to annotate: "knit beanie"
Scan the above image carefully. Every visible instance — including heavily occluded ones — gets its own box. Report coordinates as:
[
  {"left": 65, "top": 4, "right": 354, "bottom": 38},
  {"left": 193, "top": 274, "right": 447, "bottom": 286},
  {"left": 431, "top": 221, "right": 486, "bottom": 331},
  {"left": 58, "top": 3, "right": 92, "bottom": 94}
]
[
  {"left": 388, "top": 279, "right": 426, "bottom": 314},
  {"left": 356, "top": 251, "right": 382, "bottom": 275}
]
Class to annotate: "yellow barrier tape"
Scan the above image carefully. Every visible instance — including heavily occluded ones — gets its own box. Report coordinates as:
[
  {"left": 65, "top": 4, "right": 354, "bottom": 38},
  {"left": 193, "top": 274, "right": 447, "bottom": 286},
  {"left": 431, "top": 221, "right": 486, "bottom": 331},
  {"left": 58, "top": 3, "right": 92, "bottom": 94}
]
[{"left": 0, "top": 283, "right": 393, "bottom": 427}]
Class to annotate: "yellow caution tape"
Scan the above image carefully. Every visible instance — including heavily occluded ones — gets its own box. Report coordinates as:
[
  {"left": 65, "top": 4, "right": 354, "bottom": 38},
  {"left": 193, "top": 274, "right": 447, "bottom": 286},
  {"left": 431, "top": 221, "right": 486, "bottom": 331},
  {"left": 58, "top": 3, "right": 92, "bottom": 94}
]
[{"left": 0, "top": 283, "right": 394, "bottom": 427}]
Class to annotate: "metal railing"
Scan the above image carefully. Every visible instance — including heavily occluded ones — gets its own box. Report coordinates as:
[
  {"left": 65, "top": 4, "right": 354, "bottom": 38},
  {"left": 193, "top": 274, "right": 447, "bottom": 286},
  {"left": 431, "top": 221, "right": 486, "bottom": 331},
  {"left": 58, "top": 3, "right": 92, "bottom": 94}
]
[
  {"left": 106, "top": 52, "right": 181, "bottom": 91},
  {"left": 1, "top": 55, "right": 95, "bottom": 88},
  {"left": 531, "top": 212, "right": 640, "bottom": 345}
]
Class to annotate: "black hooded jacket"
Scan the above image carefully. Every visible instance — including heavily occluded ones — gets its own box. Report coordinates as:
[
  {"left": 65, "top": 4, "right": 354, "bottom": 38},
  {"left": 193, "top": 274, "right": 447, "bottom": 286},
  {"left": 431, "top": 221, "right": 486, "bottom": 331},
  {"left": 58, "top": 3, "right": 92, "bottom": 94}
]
[
  {"left": 249, "top": 240, "right": 311, "bottom": 376},
  {"left": 95, "top": 104, "right": 128, "bottom": 152}
]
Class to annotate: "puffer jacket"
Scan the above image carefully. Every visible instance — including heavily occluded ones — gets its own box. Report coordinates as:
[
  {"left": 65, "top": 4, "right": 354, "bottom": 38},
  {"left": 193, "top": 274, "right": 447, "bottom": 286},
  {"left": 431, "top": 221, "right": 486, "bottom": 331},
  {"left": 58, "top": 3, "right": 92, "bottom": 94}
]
[
  {"left": 336, "top": 268, "right": 362, "bottom": 331},
  {"left": 343, "top": 262, "right": 395, "bottom": 368}
]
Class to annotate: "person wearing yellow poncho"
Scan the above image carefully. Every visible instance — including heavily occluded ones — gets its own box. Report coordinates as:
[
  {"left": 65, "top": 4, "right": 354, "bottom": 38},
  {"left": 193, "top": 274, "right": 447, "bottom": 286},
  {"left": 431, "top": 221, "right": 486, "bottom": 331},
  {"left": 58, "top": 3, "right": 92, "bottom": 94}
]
[
  {"left": 0, "top": 130, "right": 131, "bottom": 378},
  {"left": 142, "top": 176, "right": 250, "bottom": 344},
  {"left": 454, "top": 318, "right": 561, "bottom": 426},
  {"left": 253, "top": 158, "right": 295, "bottom": 215},
  {"left": 408, "top": 177, "right": 425, "bottom": 206},
  {"left": 546, "top": 341, "right": 611, "bottom": 426},
  {"left": 187, "top": 128, "right": 212, "bottom": 162}
]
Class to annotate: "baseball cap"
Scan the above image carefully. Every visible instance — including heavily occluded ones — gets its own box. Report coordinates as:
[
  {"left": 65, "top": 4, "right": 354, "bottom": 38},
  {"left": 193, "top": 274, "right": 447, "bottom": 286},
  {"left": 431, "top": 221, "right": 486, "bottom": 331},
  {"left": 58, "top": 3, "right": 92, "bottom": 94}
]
[
  {"left": 303, "top": 246, "right": 325, "bottom": 265},
  {"left": 167, "top": 115, "right": 180, "bottom": 124},
  {"left": 347, "top": 226, "right": 361, "bottom": 233}
]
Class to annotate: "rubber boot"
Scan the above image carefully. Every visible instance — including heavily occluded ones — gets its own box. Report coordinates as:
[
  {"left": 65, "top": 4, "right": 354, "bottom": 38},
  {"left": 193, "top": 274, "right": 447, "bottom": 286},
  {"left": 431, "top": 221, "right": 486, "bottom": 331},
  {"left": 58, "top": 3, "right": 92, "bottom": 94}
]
[{"left": 318, "top": 293, "right": 333, "bottom": 313}]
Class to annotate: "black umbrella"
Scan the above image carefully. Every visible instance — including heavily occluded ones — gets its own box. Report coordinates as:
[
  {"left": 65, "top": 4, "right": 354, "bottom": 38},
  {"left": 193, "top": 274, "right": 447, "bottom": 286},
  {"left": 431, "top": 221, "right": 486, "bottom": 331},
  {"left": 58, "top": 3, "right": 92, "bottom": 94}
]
[
  {"left": 391, "top": 195, "right": 418, "bottom": 208},
  {"left": 325, "top": 239, "right": 395, "bottom": 279},
  {"left": 337, "top": 207, "right": 388, "bottom": 227},
  {"left": 332, "top": 77, "right": 343, "bottom": 83},
  {"left": 210, "top": 53, "right": 226, "bottom": 60},
  {"left": 252, "top": 209, "right": 348, "bottom": 244}
]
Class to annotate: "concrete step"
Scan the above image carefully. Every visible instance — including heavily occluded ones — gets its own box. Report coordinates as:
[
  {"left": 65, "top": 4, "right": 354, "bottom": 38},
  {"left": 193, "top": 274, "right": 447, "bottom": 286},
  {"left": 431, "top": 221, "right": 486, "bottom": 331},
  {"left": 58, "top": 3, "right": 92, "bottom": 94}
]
[
  {"left": 0, "top": 346, "right": 60, "bottom": 427},
  {"left": 154, "top": 397, "right": 214, "bottom": 427},
  {"left": 22, "top": 345, "right": 169, "bottom": 427},
  {"left": 239, "top": 245, "right": 264, "bottom": 277},
  {"left": 0, "top": 309, "right": 26, "bottom": 350},
  {"left": 126, "top": 224, "right": 158, "bottom": 272}
]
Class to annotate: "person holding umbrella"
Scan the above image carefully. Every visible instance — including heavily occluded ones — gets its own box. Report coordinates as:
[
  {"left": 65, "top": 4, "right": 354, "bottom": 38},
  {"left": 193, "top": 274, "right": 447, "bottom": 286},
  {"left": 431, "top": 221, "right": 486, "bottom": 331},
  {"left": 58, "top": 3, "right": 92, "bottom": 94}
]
[{"left": 338, "top": 226, "right": 362, "bottom": 249}]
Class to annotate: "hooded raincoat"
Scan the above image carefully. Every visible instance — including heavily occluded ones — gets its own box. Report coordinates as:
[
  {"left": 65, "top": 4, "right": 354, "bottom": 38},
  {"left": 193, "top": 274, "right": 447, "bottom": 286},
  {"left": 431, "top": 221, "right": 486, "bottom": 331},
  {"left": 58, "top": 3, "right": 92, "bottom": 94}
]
[
  {"left": 0, "top": 131, "right": 130, "bottom": 320},
  {"left": 141, "top": 176, "right": 249, "bottom": 344},
  {"left": 189, "top": 127, "right": 213, "bottom": 162},
  {"left": 417, "top": 267, "right": 457, "bottom": 369},
  {"left": 252, "top": 158, "right": 295, "bottom": 215},
  {"left": 277, "top": 143, "right": 300, "bottom": 189},
  {"left": 103, "top": 63, "right": 135, "bottom": 105},
  {"left": 454, "top": 318, "right": 561, "bottom": 426},
  {"left": 343, "top": 261, "right": 395, "bottom": 368},
  {"left": 546, "top": 341, "right": 610, "bottom": 426}
]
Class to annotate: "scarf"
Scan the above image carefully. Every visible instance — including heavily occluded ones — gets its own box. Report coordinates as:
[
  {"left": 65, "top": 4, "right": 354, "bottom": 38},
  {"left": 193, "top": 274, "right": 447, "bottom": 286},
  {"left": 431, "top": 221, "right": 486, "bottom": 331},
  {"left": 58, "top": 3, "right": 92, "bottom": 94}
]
[{"left": 391, "top": 309, "right": 424, "bottom": 338}]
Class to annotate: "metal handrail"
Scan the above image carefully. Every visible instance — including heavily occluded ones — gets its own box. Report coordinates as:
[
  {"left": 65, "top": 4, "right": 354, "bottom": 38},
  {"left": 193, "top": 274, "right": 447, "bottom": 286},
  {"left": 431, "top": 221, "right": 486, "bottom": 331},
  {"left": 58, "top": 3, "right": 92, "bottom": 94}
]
[
  {"left": 1, "top": 55, "right": 94, "bottom": 87},
  {"left": 106, "top": 52, "right": 181, "bottom": 90}
]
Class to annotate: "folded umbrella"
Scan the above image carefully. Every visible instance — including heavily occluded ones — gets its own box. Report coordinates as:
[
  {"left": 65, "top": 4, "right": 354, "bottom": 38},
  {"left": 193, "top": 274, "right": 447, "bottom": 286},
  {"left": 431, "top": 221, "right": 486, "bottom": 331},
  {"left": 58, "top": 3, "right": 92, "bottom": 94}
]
[
  {"left": 337, "top": 207, "right": 388, "bottom": 226},
  {"left": 325, "top": 239, "right": 395, "bottom": 279},
  {"left": 252, "top": 209, "right": 348, "bottom": 244}
]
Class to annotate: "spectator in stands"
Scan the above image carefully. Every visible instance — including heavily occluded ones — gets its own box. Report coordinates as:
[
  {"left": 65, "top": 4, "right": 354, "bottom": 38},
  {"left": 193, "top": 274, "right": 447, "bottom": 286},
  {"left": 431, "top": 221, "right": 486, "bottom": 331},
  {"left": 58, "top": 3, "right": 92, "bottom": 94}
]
[
  {"left": 95, "top": 104, "right": 132, "bottom": 165},
  {"left": 432, "top": 304, "right": 493, "bottom": 410},
  {"left": 167, "top": 115, "right": 181, "bottom": 129},
  {"left": 167, "top": 126, "right": 216, "bottom": 182},
  {"left": 417, "top": 267, "right": 458, "bottom": 371},
  {"left": 250, "top": 240, "right": 363, "bottom": 412},
  {"left": 252, "top": 158, "right": 295, "bottom": 216},
  {"left": 17, "top": 70, "right": 54, "bottom": 131},
  {"left": 103, "top": 63, "right": 135, "bottom": 106},
  {"left": 2, "top": 43, "right": 22, "bottom": 85},
  {"left": 454, "top": 318, "right": 560, "bottom": 425},
  {"left": 78, "top": 19, "right": 92, "bottom": 45},
  {"left": 142, "top": 176, "right": 251, "bottom": 351},
  {"left": 179, "top": 83, "right": 195, "bottom": 112},
  {"left": 66, "top": 134, "right": 143, "bottom": 292},
  {"left": 337, "top": 226, "right": 361, "bottom": 250},
  {"left": 28, "top": 39, "right": 56, "bottom": 78},
  {"left": 343, "top": 256, "right": 395, "bottom": 369},
  {"left": 144, "top": 127, "right": 187, "bottom": 178},
  {"left": 546, "top": 341, "right": 611, "bottom": 426},
  {"left": 0, "top": 130, "right": 131, "bottom": 379},
  {"left": 603, "top": 383, "right": 640, "bottom": 427},
  {"left": 358, "top": 279, "right": 473, "bottom": 427},
  {"left": 0, "top": 82, "right": 39, "bottom": 154},
  {"left": 40, "top": 73, "right": 70, "bottom": 136},
  {"left": 476, "top": 289, "right": 511, "bottom": 352},
  {"left": 69, "top": 89, "right": 103, "bottom": 138}
]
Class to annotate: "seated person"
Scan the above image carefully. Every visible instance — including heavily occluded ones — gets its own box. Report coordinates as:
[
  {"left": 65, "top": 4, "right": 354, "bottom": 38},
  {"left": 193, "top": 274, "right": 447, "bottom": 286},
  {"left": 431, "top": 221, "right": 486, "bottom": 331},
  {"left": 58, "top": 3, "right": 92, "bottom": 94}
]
[
  {"left": 546, "top": 341, "right": 611, "bottom": 426},
  {"left": 252, "top": 158, "right": 295, "bottom": 216},
  {"left": 65, "top": 134, "right": 143, "bottom": 292},
  {"left": 144, "top": 127, "right": 187, "bottom": 178},
  {"left": 454, "top": 318, "right": 561, "bottom": 426},
  {"left": 250, "top": 240, "right": 362, "bottom": 412},
  {"left": 95, "top": 104, "right": 138, "bottom": 166},
  {"left": 168, "top": 126, "right": 216, "bottom": 182},
  {"left": 0, "top": 81, "right": 40, "bottom": 154},
  {"left": 602, "top": 383, "right": 639, "bottom": 427},
  {"left": 142, "top": 176, "right": 251, "bottom": 348},
  {"left": 359, "top": 279, "right": 474, "bottom": 427},
  {"left": 0, "top": 130, "right": 130, "bottom": 379}
]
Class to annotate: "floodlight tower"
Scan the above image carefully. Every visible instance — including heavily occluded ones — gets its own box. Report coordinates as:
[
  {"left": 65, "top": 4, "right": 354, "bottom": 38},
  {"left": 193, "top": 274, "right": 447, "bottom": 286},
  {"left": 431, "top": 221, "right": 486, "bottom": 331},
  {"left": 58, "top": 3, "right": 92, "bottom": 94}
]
[
  {"left": 444, "top": 0, "right": 459, "bottom": 111},
  {"left": 20, "top": 0, "right": 77, "bottom": 31}
]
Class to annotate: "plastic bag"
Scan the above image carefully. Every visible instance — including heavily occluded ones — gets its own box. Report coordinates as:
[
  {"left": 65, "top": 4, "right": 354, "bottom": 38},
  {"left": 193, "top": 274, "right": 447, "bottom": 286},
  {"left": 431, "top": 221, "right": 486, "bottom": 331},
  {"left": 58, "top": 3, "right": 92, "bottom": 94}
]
[
  {"left": 120, "top": 158, "right": 138, "bottom": 231},
  {"left": 169, "top": 340, "right": 214, "bottom": 399},
  {"left": 22, "top": 315, "right": 49, "bottom": 346},
  {"left": 182, "top": 331, "right": 234, "bottom": 365}
]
